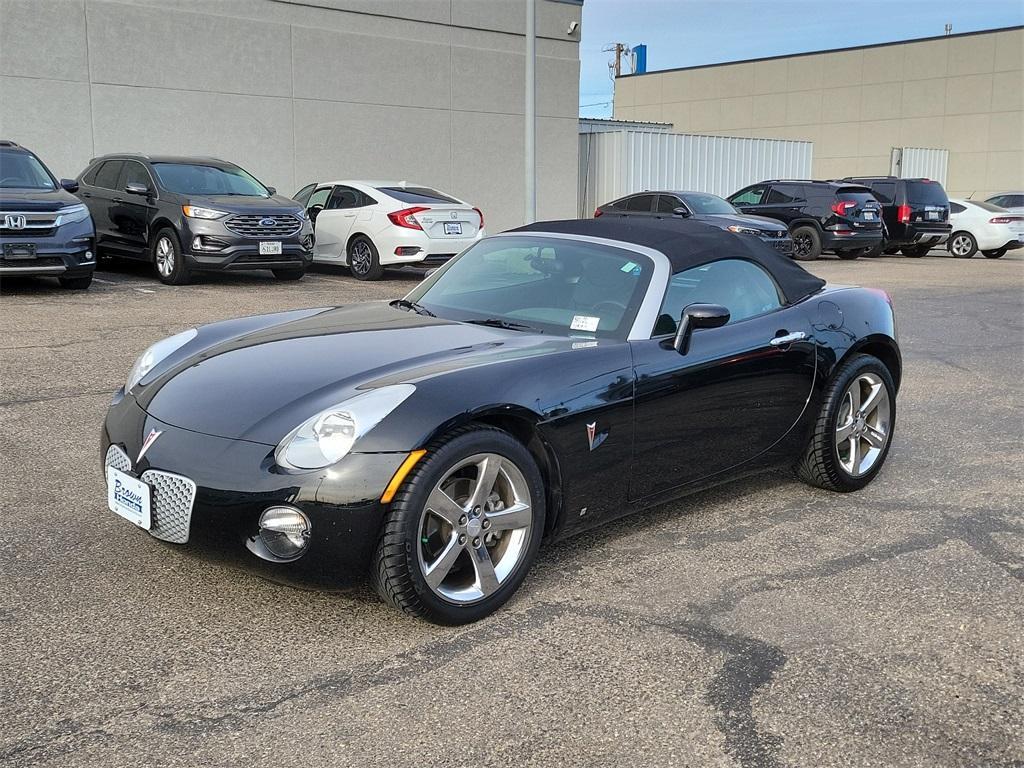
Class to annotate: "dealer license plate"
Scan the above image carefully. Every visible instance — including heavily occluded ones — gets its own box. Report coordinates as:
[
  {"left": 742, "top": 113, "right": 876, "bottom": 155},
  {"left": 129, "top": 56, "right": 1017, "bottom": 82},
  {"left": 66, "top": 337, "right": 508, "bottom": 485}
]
[
  {"left": 106, "top": 466, "right": 151, "bottom": 530},
  {"left": 259, "top": 241, "right": 282, "bottom": 255},
  {"left": 443, "top": 222, "right": 462, "bottom": 236},
  {"left": 863, "top": 210, "right": 875, "bottom": 220},
  {"left": 3, "top": 243, "right": 36, "bottom": 259}
]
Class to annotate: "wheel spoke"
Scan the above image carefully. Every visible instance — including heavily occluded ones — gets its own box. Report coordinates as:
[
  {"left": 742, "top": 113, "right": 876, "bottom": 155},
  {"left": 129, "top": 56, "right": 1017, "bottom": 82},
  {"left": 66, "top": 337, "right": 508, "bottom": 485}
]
[
  {"left": 424, "top": 534, "right": 463, "bottom": 590},
  {"left": 847, "top": 383, "right": 861, "bottom": 414},
  {"left": 863, "top": 425, "right": 886, "bottom": 449},
  {"left": 487, "top": 501, "right": 531, "bottom": 532},
  {"left": 850, "top": 437, "right": 862, "bottom": 473},
  {"left": 468, "top": 542, "right": 499, "bottom": 595},
  {"left": 425, "top": 487, "right": 465, "bottom": 527},
  {"left": 860, "top": 382, "right": 884, "bottom": 417},
  {"left": 836, "top": 421, "right": 855, "bottom": 442},
  {"left": 467, "top": 455, "right": 501, "bottom": 511}
]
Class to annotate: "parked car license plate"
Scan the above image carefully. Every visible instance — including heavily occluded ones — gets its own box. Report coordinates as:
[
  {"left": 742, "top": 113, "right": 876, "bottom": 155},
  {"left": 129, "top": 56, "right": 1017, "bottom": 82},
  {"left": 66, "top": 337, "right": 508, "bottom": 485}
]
[
  {"left": 443, "top": 222, "right": 462, "bottom": 236},
  {"left": 259, "top": 241, "right": 282, "bottom": 255},
  {"left": 863, "top": 211, "right": 875, "bottom": 220},
  {"left": 106, "top": 466, "right": 151, "bottom": 529},
  {"left": 3, "top": 243, "right": 36, "bottom": 259},
  {"left": 926, "top": 210, "right": 939, "bottom": 220}
]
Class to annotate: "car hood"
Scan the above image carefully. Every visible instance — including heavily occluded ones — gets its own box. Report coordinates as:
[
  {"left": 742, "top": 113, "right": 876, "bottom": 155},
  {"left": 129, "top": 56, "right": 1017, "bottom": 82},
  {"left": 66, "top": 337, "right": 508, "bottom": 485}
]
[
  {"left": 140, "top": 302, "right": 574, "bottom": 444},
  {"left": 185, "top": 194, "right": 304, "bottom": 215},
  {"left": 698, "top": 213, "right": 788, "bottom": 232},
  {"left": 0, "top": 187, "right": 80, "bottom": 212}
]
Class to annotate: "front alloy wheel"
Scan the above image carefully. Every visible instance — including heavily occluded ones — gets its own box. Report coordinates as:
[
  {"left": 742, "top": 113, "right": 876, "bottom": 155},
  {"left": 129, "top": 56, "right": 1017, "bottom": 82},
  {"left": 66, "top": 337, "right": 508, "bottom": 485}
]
[
  {"left": 834, "top": 372, "right": 891, "bottom": 478},
  {"left": 372, "top": 425, "right": 545, "bottom": 624}
]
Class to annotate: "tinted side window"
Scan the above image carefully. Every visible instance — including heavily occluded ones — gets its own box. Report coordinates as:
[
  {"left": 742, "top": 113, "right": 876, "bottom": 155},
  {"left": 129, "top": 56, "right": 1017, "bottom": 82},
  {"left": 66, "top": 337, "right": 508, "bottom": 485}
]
[
  {"left": 730, "top": 186, "right": 766, "bottom": 205},
  {"left": 949, "top": 202, "right": 966, "bottom": 214},
  {"left": 93, "top": 160, "right": 124, "bottom": 190},
  {"left": 327, "top": 185, "right": 362, "bottom": 209},
  {"left": 82, "top": 163, "right": 100, "bottom": 185},
  {"left": 655, "top": 259, "right": 783, "bottom": 335},
  {"left": 119, "top": 161, "right": 152, "bottom": 190},
  {"left": 871, "top": 182, "right": 896, "bottom": 204},
  {"left": 625, "top": 194, "right": 655, "bottom": 212},
  {"left": 656, "top": 195, "right": 681, "bottom": 213},
  {"left": 766, "top": 185, "right": 803, "bottom": 204},
  {"left": 1008, "top": 195, "right": 1024, "bottom": 207}
]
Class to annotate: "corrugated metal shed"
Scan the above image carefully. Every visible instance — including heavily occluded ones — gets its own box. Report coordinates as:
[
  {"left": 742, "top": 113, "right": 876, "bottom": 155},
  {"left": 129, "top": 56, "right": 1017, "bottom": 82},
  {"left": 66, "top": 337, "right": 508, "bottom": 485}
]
[
  {"left": 579, "top": 130, "right": 813, "bottom": 217},
  {"left": 890, "top": 147, "right": 949, "bottom": 184},
  {"left": 578, "top": 117, "right": 674, "bottom": 134}
]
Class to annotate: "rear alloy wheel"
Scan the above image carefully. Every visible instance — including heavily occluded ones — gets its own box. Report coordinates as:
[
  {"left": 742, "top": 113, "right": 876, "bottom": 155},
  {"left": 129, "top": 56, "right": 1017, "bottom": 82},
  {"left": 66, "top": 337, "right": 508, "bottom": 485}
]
[
  {"left": 790, "top": 226, "right": 821, "bottom": 261},
  {"left": 348, "top": 236, "right": 384, "bottom": 281},
  {"left": 902, "top": 244, "right": 931, "bottom": 258},
  {"left": 796, "top": 354, "right": 896, "bottom": 492},
  {"left": 982, "top": 247, "right": 1008, "bottom": 259},
  {"left": 152, "top": 228, "right": 191, "bottom": 285},
  {"left": 948, "top": 231, "right": 977, "bottom": 259},
  {"left": 272, "top": 268, "right": 305, "bottom": 281},
  {"left": 372, "top": 426, "right": 545, "bottom": 624}
]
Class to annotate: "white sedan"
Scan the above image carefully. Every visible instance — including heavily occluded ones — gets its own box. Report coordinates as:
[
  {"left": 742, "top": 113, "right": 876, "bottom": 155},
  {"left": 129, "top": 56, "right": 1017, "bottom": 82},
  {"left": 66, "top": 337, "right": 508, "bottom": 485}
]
[
  {"left": 984, "top": 192, "right": 1024, "bottom": 215},
  {"left": 292, "top": 181, "right": 485, "bottom": 280},
  {"left": 947, "top": 199, "right": 1024, "bottom": 259}
]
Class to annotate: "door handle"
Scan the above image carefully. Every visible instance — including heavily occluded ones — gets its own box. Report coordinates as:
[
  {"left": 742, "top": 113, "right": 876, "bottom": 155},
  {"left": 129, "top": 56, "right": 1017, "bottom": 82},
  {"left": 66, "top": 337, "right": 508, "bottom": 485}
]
[
  {"left": 770, "top": 331, "right": 807, "bottom": 346},
  {"left": 113, "top": 197, "right": 124, "bottom": 203}
]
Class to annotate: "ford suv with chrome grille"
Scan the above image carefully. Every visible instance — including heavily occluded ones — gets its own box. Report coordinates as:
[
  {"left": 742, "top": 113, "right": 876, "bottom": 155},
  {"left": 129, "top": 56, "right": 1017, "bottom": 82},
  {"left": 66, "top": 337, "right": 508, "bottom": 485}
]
[
  {"left": 75, "top": 154, "right": 313, "bottom": 285},
  {"left": 0, "top": 140, "right": 96, "bottom": 289}
]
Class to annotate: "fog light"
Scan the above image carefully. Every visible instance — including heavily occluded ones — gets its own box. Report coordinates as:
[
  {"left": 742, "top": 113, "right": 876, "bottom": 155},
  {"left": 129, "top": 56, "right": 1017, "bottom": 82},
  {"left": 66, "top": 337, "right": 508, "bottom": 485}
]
[{"left": 258, "top": 506, "right": 311, "bottom": 560}]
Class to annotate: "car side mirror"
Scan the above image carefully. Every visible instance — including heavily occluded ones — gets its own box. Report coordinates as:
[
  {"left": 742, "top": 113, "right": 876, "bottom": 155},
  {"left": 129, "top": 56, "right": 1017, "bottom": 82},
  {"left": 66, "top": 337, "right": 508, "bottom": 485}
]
[
  {"left": 266, "top": 186, "right": 277, "bottom": 196},
  {"left": 673, "top": 303, "right": 730, "bottom": 354},
  {"left": 60, "top": 178, "right": 79, "bottom": 193},
  {"left": 672, "top": 207, "right": 690, "bottom": 218},
  {"left": 124, "top": 182, "right": 150, "bottom": 196}
]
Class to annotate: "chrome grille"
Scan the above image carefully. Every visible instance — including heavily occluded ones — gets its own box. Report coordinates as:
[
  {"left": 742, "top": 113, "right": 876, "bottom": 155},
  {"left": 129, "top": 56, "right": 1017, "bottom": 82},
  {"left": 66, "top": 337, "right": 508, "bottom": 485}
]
[
  {"left": 104, "top": 445, "right": 197, "bottom": 544},
  {"left": 225, "top": 214, "right": 300, "bottom": 238},
  {"left": 1, "top": 211, "right": 59, "bottom": 236}
]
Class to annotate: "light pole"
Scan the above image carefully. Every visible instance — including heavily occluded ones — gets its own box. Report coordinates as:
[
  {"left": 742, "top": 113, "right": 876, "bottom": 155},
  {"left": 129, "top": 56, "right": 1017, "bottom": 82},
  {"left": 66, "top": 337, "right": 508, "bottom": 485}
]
[{"left": 524, "top": 0, "right": 536, "bottom": 223}]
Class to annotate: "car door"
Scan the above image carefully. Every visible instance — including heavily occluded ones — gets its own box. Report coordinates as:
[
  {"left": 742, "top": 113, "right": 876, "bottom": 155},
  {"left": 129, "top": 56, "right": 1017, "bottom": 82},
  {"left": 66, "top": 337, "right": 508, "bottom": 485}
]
[
  {"left": 79, "top": 160, "right": 123, "bottom": 250},
  {"left": 759, "top": 184, "right": 808, "bottom": 227},
  {"left": 623, "top": 193, "right": 656, "bottom": 219},
  {"left": 727, "top": 184, "right": 767, "bottom": 214},
  {"left": 313, "top": 185, "right": 364, "bottom": 260},
  {"left": 654, "top": 194, "right": 685, "bottom": 219},
  {"left": 110, "top": 160, "right": 157, "bottom": 257},
  {"left": 629, "top": 258, "right": 817, "bottom": 501}
]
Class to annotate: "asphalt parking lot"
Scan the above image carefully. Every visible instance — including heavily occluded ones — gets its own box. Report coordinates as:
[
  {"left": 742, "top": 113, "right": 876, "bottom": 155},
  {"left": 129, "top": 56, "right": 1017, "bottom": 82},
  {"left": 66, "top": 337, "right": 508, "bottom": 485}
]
[{"left": 1, "top": 251, "right": 1022, "bottom": 768}]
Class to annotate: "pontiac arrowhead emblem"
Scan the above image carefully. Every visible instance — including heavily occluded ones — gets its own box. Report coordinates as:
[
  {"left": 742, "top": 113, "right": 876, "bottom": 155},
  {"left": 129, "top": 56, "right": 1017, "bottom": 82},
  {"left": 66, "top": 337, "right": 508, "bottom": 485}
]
[
  {"left": 136, "top": 429, "right": 163, "bottom": 466},
  {"left": 586, "top": 422, "right": 607, "bottom": 451}
]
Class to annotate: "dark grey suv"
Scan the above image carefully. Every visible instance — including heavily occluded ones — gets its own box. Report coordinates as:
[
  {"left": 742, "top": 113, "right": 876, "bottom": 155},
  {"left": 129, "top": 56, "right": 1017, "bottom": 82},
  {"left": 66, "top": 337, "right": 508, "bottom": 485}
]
[
  {"left": 76, "top": 154, "right": 314, "bottom": 285},
  {"left": 595, "top": 191, "right": 793, "bottom": 255}
]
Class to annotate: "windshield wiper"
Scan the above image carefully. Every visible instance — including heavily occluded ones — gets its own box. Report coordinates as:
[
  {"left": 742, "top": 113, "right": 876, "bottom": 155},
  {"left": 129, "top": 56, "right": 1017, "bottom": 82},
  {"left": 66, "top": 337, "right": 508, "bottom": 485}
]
[
  {"left": 463, "top": 317, "right": 542, "bottom": 333},
  {"left": 390, "top": 299, "right": 436, "bottom": 317}
]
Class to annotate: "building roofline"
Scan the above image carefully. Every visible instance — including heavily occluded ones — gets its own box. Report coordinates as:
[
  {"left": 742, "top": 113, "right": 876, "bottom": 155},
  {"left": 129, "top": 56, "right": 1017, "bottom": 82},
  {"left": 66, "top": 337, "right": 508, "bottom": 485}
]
[{"left": 617, "top": 24, "right": 1024, "bottom": 79}]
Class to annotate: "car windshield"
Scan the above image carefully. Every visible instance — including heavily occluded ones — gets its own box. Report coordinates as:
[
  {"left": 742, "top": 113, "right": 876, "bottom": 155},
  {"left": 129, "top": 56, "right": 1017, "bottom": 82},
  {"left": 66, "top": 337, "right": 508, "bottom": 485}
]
[
  {"left": 969, "top": 200, "right": 1004, "bottom": 213},
  {"left": 379, "top": 186, "right": 460, "bottom": 204},
  {"left": 0, "top": 151, "right": 56, "bottom": 190},
  {"left": 680, "top": 193, "right": 737, "bottom": 215},
  {"left": 406, "top": 235, "right": 654, "bottom": 339},
  {"left": 152, "top": 162, "right": 270, "bottom": 196},
  {"left": 906, "top": 181, "right": 947, "bottom": 205}
]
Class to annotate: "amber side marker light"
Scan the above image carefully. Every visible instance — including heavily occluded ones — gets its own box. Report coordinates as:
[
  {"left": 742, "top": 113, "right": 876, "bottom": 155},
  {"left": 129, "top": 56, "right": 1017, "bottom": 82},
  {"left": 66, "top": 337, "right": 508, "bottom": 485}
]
[{"left": 381, "top": 450, "right": 427, "bottom": 503}]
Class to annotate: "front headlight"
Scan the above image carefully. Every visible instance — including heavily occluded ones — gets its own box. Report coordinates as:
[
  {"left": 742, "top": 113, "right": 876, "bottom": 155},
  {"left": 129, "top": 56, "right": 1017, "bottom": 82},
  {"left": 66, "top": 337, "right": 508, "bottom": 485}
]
[
  {"left": 125, "top": 328, "right": 198, "bottom": 392},
  {"left": 56, "top": 204, "right": 90, "bottom": 226},
  {"left": 727, "top": 225, "right": 763, "bottom": 236},
  {"left": 275, "top": 385, "right": 416, "bottom": 470},
  {"left": 182, "top": 205, "right": 227, "bottom": 220},
  {"left": 295, "top": 208, "right": 307, "bottom": 220}
]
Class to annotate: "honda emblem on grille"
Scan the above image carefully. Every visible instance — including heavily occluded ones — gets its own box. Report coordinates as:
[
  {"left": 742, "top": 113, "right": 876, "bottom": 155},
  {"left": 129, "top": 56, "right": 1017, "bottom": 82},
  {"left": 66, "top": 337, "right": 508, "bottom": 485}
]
[
  {"left": 259, "top": 218, "right": 277, "bottom": 227},
  {"left": 3, "top": 214, "right": 27, "bottom": 230},
  {"left": 136, "top": 429, "right": 163, "bottom": 466}
]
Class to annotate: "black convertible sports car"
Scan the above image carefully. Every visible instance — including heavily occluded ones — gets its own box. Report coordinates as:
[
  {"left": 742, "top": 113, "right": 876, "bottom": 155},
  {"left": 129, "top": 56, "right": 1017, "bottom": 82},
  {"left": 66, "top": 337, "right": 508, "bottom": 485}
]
[{"left": 102, "top": 218, "right": 900, "bottom": 624}]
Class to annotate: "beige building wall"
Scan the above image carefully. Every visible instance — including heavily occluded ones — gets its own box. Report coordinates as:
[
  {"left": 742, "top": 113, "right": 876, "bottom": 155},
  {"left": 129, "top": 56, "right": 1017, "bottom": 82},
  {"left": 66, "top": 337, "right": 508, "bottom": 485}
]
[{"left": 614, "top": 27, "right": 1024, "bottom": 200}]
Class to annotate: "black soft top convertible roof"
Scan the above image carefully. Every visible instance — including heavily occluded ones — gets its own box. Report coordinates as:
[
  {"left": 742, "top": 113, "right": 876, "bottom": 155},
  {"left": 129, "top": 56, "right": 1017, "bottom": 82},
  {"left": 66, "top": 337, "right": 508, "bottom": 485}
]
[{"left": 512, "top": 218, "right": 826, "bottom": 304}]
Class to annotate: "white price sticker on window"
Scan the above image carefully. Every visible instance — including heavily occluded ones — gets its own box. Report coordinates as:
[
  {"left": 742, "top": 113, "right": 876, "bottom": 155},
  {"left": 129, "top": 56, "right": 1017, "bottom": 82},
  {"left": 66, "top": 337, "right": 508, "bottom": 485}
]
[{"left": 570, "top": 315, "right": 600, "bottom": 332}]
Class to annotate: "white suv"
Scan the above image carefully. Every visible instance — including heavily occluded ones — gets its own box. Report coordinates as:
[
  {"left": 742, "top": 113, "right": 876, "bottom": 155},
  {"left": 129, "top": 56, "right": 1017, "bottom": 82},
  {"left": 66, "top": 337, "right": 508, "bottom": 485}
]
[{"left": 293, "top": 181, "right": 485, "bottom": 280}]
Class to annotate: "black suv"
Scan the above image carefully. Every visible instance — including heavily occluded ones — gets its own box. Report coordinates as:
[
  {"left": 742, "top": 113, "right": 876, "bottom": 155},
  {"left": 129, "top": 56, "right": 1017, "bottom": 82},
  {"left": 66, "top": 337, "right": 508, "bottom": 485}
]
[
  {"left": 0, "top": 140, "right": 95, "bottom": 289},
  {"left": 76, "top": 154, "right": 313, "bottom": 285},
  {"left": 841, "top": 176, "right": 951, "bottom": 257},
  {"left": 727, "top": 180, "right": 882, "bottom": 260},
  {"left": 595, "top": 190, "right": 793, "bottom": 255}
]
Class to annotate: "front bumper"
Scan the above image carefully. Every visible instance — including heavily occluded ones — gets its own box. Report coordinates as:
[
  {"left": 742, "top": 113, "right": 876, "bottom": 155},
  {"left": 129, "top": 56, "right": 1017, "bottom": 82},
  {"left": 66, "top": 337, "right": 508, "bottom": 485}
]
[
  {"left": 101, "top": 393, "right": 407, "bottom": 584},
  {"left": 182, "top": 217, "right": 314, "bottom": 272},
  {"left": 0, "top": 220, "right": 95, "bottom": 278}
]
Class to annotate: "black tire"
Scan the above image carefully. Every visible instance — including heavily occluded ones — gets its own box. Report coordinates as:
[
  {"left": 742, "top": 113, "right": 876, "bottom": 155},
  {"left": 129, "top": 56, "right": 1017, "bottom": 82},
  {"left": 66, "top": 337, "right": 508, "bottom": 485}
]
[
  {"left": 947, "top": 231, "right": 977, "bottom": 259},
  {"left": 791, "top": 225, "right": 821, "bottom": 261},
  {"left": 372, "top": 424, "right": 546, "bottom": 625},
  {"left": 347, "top": 235, "right": 384, "bottom": 281},
  {"left": 151, "top": 228, "right": 191, "bottom": 285},
  {"left": 864, "top": 240, "right": 885, "bottom": 258},
  {"left": 58, "top": 274, "right": 92, "bottom": 290},
  {"left": 883, "top": 245, "right": 901, "bottom": 255},
  {"left": 982, "top": 247, "right": 1008, "bottom": 259},
  {"left": 836, "top": 248, "right": 863, "bottom": 260},
  {"left": 795, "top": 353, "right": 896, "bottom": 493},
  {"left": 272, "top": 268, "right": 305, "bottom": 281},
  {"left": 902, "top": 244, "right": 931, "bottom": 258}
]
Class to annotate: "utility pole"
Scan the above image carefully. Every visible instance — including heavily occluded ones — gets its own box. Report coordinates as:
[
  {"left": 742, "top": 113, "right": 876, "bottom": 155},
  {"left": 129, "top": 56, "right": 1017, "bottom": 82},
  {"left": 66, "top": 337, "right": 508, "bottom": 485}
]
[
  {"left": 524, "top": 0, "right": 536, "bottom": 224},
  {"left": 604, "top": 43, "right": 630, "bottom": 78}
]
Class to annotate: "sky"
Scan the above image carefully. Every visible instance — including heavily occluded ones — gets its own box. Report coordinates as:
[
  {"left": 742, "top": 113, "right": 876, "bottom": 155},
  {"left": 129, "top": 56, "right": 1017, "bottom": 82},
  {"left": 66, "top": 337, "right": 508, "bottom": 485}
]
[{"left": 579, "top": 0, "right": 1024, "bottom": 118}]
